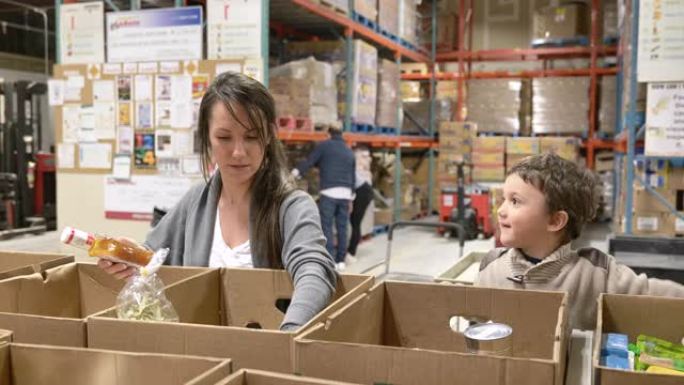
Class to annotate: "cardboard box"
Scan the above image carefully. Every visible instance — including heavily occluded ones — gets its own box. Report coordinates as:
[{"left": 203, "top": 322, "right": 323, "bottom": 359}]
[
  {"left": 375, "top": 59, "right": 399, "bottom": 128},
  {"left": 295, "top": 282, "right": 569, "bottom": 385},
  {"left": 594, "top": 294, "right": 684, "bottom": 385},
  {"left": 472, "top": 164, "right": 506, "bottom": 182},
  {"left": 533, "top": 3, "right": 589, "bottom": 40},
  {"left": 436, "top": 80, "right": 458, "bottom": 100},
  {"left": 633, "top": 188, "right": 676, "bottom": 213},
  {"left": 626, "top": 211, "right": 675, "bottom": 237},
  {"left": 0, "top": 343, "right": 232, "bottom": 385},
  {"left": 439, "top": 121, "right": 476, "bottom": 139},
  {"left": 350, "top": 40, "right": 377, "bottom": 125},
  {"left": 0, "top": 262, "right": 208, "bottom": 346},
  {"left": 540, "top": 137, "right": 579, "bottom": 161},
  {"left": 216, "top": 369, "right": 358, "bottom": 385},
  {"left": 354, "top": 0, "right": 377, "bottom": 21},
  {"left": 472, "top": 152, "right": 505, "bottom": 165},
  {"left": 0, "top": 329, "right": 11, "bottom": 343},
  {"left": 676, "top": 215, "right": 684, "bottom": 235},
  {"left": 0, "top": 250, "right": 74, "bottom": 280},
  {"left": 506, "top": 154, "right": 531, "bottom": 173},
  {"left": 88, "top": 268, "right": 373, "bottom": 373},
  {"left": 669, "top": 167, "right": 684, "bottom": 190},
  {"left": 505, "top": 137, "right": 540, "bottom": 155},
  {"left": 473, "top": 136, "right": 506, "bottom": 153},
  {"left": 377, "top": 0, "right": 398, "bottom": 36},
  {"left": 400, "top": 81, "right": 422, "bottom": 101}
]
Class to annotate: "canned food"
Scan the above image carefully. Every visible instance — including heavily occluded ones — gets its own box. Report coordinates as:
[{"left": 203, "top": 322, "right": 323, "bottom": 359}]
[{"left": 463, "top": 322, "right": 513, "bottom": 356}]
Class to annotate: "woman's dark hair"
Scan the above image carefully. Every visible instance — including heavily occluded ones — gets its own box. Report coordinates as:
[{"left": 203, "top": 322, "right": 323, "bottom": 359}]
[{"left": 198, "top": 72, "right": 295, "bottom": 268}]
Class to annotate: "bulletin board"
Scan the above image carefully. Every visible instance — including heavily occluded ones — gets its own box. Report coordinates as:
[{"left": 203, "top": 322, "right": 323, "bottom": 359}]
[{"left": 50, "top": 58, "right": 257, "bottom": 176}]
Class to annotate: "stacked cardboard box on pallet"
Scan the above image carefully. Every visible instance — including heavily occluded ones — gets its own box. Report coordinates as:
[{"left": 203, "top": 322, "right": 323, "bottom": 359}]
[
  {"left": 354, "top": 0, "right": 377, "bottom": 22},
  {"left": 438, "top": 122, "right": 475, "bottom": 182},
  {"left": 472, "top": 136, "right": 506, "bottom": 182},
  {"left": 340, "top": 40, "right": 377, "bottom": 125},
  {"left": 466, "top": 79, "right": 523, "bottom": 135},
  {"left": 269, "top": 58, "right": 338, "bottom": 127},
  {"left": 506, "top": 137, "right": 540, "bottom": 173},
  {"left": 376, "top": 59, "right": 399, "bottom": 129},
  {"left": 532, "top": 77, "right": 590, "bottom": 135},
  {"left": 533, "top": 2, "right": 589, "bottom": 41},
  {"left": 599, "top": 76, "right": 617, "bottom": 135},
  {"left": 377, "top": 0, "right": 398, "bottom": 37},
  {"left": 436, "top": 80, "right": 458, "bottom": 101},
  {"left": 399, "top": 0, "right": 417, "bottom": 45},
  {"left": 540, "top": 136, "right": 580, "bottom": 163}
]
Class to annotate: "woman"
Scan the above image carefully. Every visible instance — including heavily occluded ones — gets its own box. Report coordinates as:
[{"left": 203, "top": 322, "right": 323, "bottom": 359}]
[
  {"left": 99, "top": 72, "right": 337, "bottom": 331},
  {"left": 347, "top": 145, "right": 373, "bottom": 260}
]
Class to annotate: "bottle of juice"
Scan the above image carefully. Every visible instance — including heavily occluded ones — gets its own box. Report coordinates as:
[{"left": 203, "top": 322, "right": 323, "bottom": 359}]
[{"left": 60, "top": 226, "right": 153, "bottom": 267}]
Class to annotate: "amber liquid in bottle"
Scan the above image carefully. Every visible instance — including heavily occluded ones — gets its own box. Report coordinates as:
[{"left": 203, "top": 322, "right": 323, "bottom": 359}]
[{"left": 61, "top": 227, "right": 153, "bottom": 267}]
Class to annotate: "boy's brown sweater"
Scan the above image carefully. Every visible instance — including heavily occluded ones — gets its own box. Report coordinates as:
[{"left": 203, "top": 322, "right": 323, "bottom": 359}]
[{"left": 475, "top": 243, "right": 684, "bottom": 330}]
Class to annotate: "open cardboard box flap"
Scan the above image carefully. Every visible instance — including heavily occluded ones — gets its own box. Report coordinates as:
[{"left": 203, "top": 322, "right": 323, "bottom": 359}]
[
  {"left": 0, "top": 250, "right": 74, "bottom": 280},
  {"left": 216, "top": 369, "right": 359, "bottom": 385},
  {"left": 0, "top": 343, "right": 231, "bottom": 385},
  {"left": 295, "top": 281, "right": 569, "bottom": 385}
]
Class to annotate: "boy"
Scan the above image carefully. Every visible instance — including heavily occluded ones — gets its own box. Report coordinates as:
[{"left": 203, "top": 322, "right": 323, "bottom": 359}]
[{"left": 476, "top": 153, "right": 684, "bottom": 330}]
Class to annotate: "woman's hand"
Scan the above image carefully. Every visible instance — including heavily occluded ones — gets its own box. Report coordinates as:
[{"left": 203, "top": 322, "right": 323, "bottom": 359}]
[{"left": 97, "top": 259, "right": 137, "bottom": 279}]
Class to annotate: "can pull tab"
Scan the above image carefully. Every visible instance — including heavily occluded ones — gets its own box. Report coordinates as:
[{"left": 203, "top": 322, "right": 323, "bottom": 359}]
[
  {"left": 507, "top": 274, "right": 525, "bottom": 284},
  {"left": 139, "top": 248, "right": 169, "bottom": 277}
]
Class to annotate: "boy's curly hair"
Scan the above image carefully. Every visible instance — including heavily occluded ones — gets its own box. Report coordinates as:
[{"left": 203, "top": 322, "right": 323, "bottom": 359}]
[{"left": 509, "top": 153, "right": 601, "bottom": 243}]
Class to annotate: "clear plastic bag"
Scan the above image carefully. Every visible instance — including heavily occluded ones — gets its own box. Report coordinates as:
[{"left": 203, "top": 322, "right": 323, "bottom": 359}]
[{"left": 116, "top": 248, "right": 179, "bottom": 322}]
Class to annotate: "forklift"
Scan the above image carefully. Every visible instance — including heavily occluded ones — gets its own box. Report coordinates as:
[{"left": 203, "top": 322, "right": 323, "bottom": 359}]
[{"left": 0, "top": 80, "right": 54, "bottom": 239}]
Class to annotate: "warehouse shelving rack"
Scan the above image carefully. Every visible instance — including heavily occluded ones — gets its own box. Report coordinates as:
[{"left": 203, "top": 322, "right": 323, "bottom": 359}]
[
  {"left": 402, "top": 0, "right": 619, "bottom": 170},
  {"left": 271, "top": 0, "right": 439, "bottom": 221},
  {"left": 615, "top": 0, "right": 684, "bottom": 238}
]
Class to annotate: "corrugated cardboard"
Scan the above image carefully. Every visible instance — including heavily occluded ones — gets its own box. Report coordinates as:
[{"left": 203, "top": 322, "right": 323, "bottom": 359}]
[
  {"left": 0, "top": 329, "right": 11, "bottom": 343},
  {"left": 533, "top": 3, "right": 589, "bottom": 40},
  {"left": 594, "top": 294, "right": 684, "bottom": 385},
  {"left": 378, "top": 0, "right": 398, "bottom": 36},
  {"left": 295, "top": 282, "right": 569, "bottom": 385},
  {"left": 670, "top": 167, "right": 684, "bottom": 190},
  {"left": 375, "top": 59, "right": 399, "bottom": 128},
  {"left": 0, "top": 343, "right": 231, "bottom": 385},
  {"left": 350, "top": 40, "right": 377, "bottom": 125},
  {"left": 0, "top": 262, "right": 209, "bottom": 346},
  {"left": 472, "top": 152, "right": 505, "bottom": 165},
  {"left": 506, "top": 137, "right": 540, "bottom": 155},
  {"left": 439, "top": 121, "right": 477, "bottom": 139},
  {"left": 507, "top": 154, "right": 531, "bottom": 173},
  {"left": 540, "top": 137, "right": 579, "bottom": 161},
  {"left": 88, "top": 268, "right": 373, "bottom": 373},
  {"left": 473, "top": 136, "right": 506, "bottom": 153},
  {"left": 626, "top": 211, "right": 675, "bottom": 237},
  {"left": 473, "top": 164, "right": 506, "bottom": 182},
  {"left": 0, "top": 250, "right": 74, "bottom": 280},
  {"left": 215, "top": 369, "right": 358, "bottom": 385},
  {"left": 633, "top": 188, "right": 676, "bottom": 214},
  {"left": 354, "top": 0, "right": 377, "bottom": 21}
]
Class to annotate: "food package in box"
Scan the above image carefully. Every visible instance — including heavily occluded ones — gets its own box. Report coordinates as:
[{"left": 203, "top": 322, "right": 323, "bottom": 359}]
[
  {"left": 532, "top": 77, "right": 589, "bottom": 135},
  {"left": 399, "top": 0, "right": 417, "bottom": 43},
  {"left": 378, "top": 0, "right": 399, "bottom": 36},
  {"left": 376, "top": 59, "right": 399, "bottom": 128},
  {"left": 533, "top": 3, "right": 589, "bottom": 40},
  {"left": 473, "top": 164, "right": 506, "bottom": 182},
  {"left": 467, "top": 79, "right": 523, "bottom": 135},
  {"left": 350, "top": 40, "right": 378, "bottom": 125},
  {"left": 473, "top": 136, "right": 506, "bottom": 153},
  {"left": 506, "top": 137, "right": 540, "bottom": 155},
  {"left": 355, "top": 0, "right": 378, "bottom": 21},
  {"left": 540, "top": 137, "right": 580, "bottom": 161},
  {"left": 401, "top": 81, "right": 422, "bottom": 101}
]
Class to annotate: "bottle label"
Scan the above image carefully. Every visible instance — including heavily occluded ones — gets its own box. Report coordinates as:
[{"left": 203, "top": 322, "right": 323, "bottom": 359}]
[{"left": 63, "top": 228, "right": 95, "bottom": 248}]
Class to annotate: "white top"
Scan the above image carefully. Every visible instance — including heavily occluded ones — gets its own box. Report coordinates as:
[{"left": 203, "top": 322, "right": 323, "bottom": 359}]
[
  {"left": 321, "top": 187, "right": 353, "bottom": 200},
  {"left": 208, "top": 208, "right": 253, "bottom": 268}
]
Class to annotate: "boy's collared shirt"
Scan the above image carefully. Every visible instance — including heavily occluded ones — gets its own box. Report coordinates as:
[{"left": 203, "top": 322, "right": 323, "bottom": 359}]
[{"left": 476, "top": 243, "right": 684, "bottom": 330}]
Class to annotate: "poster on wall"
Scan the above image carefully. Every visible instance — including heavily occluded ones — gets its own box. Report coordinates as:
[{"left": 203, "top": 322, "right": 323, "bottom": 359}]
[
  {"left": 107, "top": 7, "right": 203, "bottom": 63},
  {"left": 104, "top": 175, "right": 193, "bottom": 220},
  {"left": 59, "top": 2, "right": 105, "bottom": 64},
  {"left": 645, "top": 82, "right": 684, "bottom": 157},
  {"left": 638, "top": 0, "right": 684, "bottom": 82},
  {"left": 207, "top": 0, "right": 262, "bottom": 59},
  {"left": 136, "top": 102, "right": 154, "bottom": 129},
  {"left": 134, "top": 132, "right": 156, "bottom": 168}
]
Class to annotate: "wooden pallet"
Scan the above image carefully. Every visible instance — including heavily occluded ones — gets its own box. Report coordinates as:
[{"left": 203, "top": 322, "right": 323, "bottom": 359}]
[{"left": 400, "top": 62, "right": 429, "bottom": 75}]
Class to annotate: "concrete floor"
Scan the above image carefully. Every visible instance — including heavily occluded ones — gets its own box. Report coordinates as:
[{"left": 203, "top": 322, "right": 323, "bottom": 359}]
[{"left": 0, "top": 218, "right": 613, "bottom": 279}]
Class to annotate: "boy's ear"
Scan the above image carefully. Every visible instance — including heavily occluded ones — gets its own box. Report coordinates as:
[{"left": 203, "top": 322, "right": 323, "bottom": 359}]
[{"left": 547, "top": 210, "right": 569, "bottom": 233}]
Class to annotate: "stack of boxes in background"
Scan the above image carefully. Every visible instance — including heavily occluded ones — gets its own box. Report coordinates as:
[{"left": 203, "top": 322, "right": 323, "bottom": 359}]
[
  {"left": 603, "top": 1, "right": 619, "bottom": 40},
  {"left": 436, "top": 81, "right": 458, "bottom": 101},
  {"left": 354, "top": 0, "right": 378, "bottom": 22},
  {"left": 620, "top": 161, "right": 684, "bottom": 237},
  {"left": 399, "top": 0, "right": 417, "bottom": 46},
  {"left": 437, "top": 121, "right": 475, "bottom": 181},
  {"left": 269, "top": 57, "right": 338, "bottom": 127},
  {"left": 505, "top": 137, "right": 540, "bottom": 173},
  {"left": 599, "top": 76, "right": 617, "bottom": 136},
  {"left": 539, "top": 136, "right": 580, "bottom": 163},
  {"left": 377, "top": 0, "right": 398, "bottom": 37},
  {"left": 466, "top": 79, "right": 524, "bottom": 135},
  {"left": 532, "top": 77, "right": 590, "bottom": 135},
  {"left": 472, "top": 136, "right": 506, "bottom": 182},
  {"left": 345, "top": 40, "right": 378, "bottom": 126},
  {"left": 595, "top": 151, "right": 616, "bottom": 221},
  {"left": 376, "top": 59, "right": 400, "bottom": 129},
  {"left": 532, "top": 2, "right": 589, "bottom": 42}
]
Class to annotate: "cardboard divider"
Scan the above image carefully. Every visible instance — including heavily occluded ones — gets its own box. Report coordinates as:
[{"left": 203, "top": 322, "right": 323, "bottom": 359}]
[
  {"left": 295, "top": 281, "right": 568, "bottom": 385},
  {"left": 0, "top": 262, "right": 210, "bottom": 346},
  {"left": 0, "top": 343, "right": 231, "bottom": 385},
  {"left": 87, "top": 268, "right": 373, "bottom": 373},
  {"left": 216, "top": 368, "right": 359, "bottom": 385},
  {"left": 0, "top": 250, "right": 75, "bottom": 280},
  {"left": 593, "top": 294, "right": 684, "bottom": 385}
]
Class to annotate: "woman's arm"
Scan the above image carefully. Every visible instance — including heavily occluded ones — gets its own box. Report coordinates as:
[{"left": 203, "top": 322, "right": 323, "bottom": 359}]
[{"left": 278, "top": 191, "right": 337, "bottom": 330}]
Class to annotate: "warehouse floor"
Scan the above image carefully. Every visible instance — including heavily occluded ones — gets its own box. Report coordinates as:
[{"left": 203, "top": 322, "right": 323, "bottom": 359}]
[{"left": 0, "top": 219, "right": 612, "bottom": 278}]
